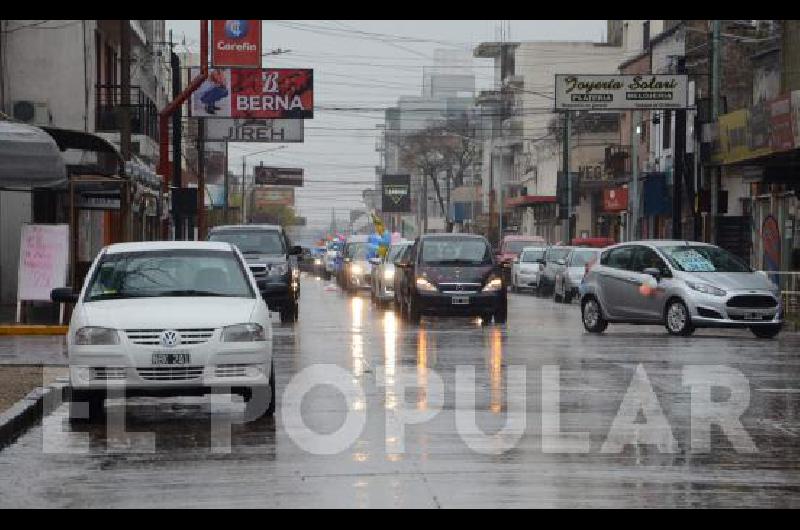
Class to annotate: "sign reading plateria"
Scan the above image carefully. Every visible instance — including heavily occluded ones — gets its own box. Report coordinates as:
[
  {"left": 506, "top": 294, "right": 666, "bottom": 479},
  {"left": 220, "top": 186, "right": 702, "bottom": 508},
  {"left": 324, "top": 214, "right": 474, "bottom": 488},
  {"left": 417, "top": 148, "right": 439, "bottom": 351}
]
[
  {"left": 554, "top": 74, "right": 689, "bottom": 111},
  {"left": 190, "top": 68, "right": 313, "bottom": 119}
]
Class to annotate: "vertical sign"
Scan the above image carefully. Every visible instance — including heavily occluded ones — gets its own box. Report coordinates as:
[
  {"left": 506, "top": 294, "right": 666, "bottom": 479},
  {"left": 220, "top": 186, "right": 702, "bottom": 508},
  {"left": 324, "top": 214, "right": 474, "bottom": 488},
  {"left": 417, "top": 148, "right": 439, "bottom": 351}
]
[
  {"left": 381, "top": 174, "right": 411, "bottom": 213},
  {"left": 211, "top": 20, "right": 262, "bottom": 67},
  {"left": 17, "top": 224, "right": 69, "bottom": 321},
  {"left": 762, "top": 214, "right": 781, "bottom": 285}
]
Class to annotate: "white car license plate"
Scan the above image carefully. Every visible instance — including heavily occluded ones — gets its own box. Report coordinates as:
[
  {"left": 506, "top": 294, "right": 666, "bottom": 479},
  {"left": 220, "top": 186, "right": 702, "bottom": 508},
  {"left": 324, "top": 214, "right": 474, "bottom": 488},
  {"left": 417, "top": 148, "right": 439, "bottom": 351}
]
[
  {"left": 451, "top": 296, "right": 470, "bottom": 305},
  {"left": 151, "top": 352, "right": 191, "bottom": 365}
]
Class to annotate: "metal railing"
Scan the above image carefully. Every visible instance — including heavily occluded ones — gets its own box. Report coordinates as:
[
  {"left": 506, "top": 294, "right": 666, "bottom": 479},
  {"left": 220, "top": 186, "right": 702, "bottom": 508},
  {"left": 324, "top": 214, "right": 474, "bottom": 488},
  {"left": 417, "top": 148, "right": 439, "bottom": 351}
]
[{"left": 95, "top": 84, "right": 159, "bottom": 142}]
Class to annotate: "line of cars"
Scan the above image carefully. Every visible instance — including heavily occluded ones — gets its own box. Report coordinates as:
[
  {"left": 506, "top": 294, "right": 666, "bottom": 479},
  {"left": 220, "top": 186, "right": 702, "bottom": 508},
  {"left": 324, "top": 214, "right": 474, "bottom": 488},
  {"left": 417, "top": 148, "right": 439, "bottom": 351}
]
[{"left": 505, "top": 237, "right": 784, "bottom": 339}]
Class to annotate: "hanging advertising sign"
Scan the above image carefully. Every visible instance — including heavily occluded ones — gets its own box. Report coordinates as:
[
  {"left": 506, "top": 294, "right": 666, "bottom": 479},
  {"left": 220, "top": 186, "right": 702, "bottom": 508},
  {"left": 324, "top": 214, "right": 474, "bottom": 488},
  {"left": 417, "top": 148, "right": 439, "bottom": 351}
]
[
  {"left": 190, "top": 68, "right": 313, "bottom": 119},
  {"left": 602, "top": 187, "right": 628, "bottom": 212},
  {"left": 254, "top": 166, "right": 303, "bottom": 187},
  {"left": 769, "top": 94, "right": 795, "bottom": 152},
  {"left": 554, "top": 74, "right": 689, "bottom": 110},
  {"left": 253, "top": 187, "right": 295, "bottom": 208},
  {"left": 381, "top": 174, "right": 411, "bottom": 213},
  {"left": 211, "top": 20, "right": 262, "bottom": 68},
  {"left": 204, "top": 119, "right": 304, "bottom": 142}
]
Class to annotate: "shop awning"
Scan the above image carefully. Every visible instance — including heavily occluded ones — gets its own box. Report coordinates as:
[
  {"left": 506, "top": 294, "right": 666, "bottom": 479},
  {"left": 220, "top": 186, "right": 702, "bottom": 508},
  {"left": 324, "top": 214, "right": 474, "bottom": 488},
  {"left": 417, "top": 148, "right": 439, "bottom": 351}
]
[{"left": 0, "top": 120, "right": 67, "bottom": 189}]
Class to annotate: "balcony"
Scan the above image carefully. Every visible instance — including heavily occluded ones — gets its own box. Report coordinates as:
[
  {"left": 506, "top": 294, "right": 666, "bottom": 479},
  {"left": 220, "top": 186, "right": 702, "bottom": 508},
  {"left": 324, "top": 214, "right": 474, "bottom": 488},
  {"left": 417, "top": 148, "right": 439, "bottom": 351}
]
[{"left": 95, "top": 85, "right": 159, "bottom": 143}]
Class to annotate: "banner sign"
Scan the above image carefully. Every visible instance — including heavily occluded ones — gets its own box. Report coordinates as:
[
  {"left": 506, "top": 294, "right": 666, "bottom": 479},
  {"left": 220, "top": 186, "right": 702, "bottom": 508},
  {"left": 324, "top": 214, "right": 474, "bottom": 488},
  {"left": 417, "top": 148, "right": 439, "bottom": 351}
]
[
  {"left": 254, "top": 166, "right": 303, "bottom": 187},
  {"left": 555, "top": 74, "right": 689, "bottom": 110},
  {"left": 211, "top": 20, "right": 261, "bottom": 68},
  {"left": 190, "top": 68, "right": 313, "bottom": 119},
  {"left": 204, "top": 119, "right": 304, "bottom": 142},
  {"left": 713, "top": 109, "right": 773, "bottom": 165},
  {"left": 381, "top": 174, "right": 411, "bottom": 213},
  {"left": 17, "top": 224, "right": 68, "bottom": 302},
  {"left": 253, "top": 187, "right": 294, "bottom": 208}
]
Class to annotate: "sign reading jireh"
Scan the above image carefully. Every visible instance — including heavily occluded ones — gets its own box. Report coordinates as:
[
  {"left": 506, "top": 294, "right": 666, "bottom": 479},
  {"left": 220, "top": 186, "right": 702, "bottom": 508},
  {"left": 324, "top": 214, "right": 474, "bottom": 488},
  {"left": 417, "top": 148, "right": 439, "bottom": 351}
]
[
  {"left": 555, "top": 74, "right": 689, "bottom": 111},
  {"left": 190, "top": 68, "right": 313, "bottom": 119},
  {"left": 17, "top": 224, "right": 69, "bottom": 302}
]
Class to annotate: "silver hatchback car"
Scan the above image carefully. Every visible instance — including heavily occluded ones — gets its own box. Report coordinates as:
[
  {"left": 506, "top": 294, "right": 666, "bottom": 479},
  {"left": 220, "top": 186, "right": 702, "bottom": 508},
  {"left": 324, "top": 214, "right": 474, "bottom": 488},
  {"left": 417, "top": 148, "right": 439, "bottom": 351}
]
[{"left": 580, "top": 240, "right": 783, "bottom": 338}]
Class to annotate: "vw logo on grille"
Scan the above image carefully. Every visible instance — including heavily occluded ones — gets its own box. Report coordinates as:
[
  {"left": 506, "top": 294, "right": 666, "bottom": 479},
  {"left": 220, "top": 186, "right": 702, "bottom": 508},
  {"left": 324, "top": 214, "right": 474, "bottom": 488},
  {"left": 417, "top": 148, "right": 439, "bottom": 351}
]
[
  {"left": 457, "top": 284, "right": 464, "bottom": 291},
  {"left": 160, "top": 330, "right": 181, "bottom": 348}
]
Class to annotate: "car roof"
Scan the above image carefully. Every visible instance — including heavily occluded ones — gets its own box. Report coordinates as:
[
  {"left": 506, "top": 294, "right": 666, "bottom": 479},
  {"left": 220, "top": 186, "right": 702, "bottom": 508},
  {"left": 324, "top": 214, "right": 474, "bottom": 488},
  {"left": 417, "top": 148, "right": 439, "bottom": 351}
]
[
  {"left": 420, "top": 233, "right": 487, "bottom": 240},
  {"left": 209, "top": 224, "right": 282, "bottom": 232},
  {"left": 520, "top": 246, "right": 547, "bottom": 251},
  {"left": 104, "top": 241, "right": 234, "bottom": 254},
  {"left": 610, "top": 240, "right": 715, "bottom": 249}
]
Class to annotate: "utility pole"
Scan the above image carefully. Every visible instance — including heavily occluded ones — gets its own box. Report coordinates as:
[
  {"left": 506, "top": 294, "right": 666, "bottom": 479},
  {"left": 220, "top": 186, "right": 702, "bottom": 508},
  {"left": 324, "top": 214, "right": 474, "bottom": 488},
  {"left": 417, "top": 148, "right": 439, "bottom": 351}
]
[
  {"left": 197, "top": 118, "right": 206, "bottom": 240},
  {"left": 630, "top": 110, "right": 640, "bottom": 241},
  {"left": 241, "top": 157, "right": 247, "bottom": 223},
  {"left": 119, "top": 20, "right": 132, "bottom": 242},
  {"left": 169, "top": 32, "right": 183, "bottom": 239},
  {"left": 498, "top": 149, "right": 504, "bottom": 241},
  {"left": 446, "top": 166, "right": 452, "bottom": 232},
  {"left": 422, "top": 168, "right": 428, "bottom": 233},
  {"left": 673, "top": 57, "right": 687, "bottom": 239},
  {"left": 223, "top": 142, "right": 229, "bottom": 224},
  {"left": 709, "top": 20, "right": 721, "bottom": 244},
  {"left": 562, "top": 112, "right": 571, "bottom": 243}
]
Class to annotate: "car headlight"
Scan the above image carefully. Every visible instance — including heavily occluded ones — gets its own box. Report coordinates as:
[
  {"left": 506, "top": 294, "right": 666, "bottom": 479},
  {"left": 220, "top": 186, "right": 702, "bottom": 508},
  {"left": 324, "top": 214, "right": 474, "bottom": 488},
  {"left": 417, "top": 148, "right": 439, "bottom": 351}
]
[
  {"left": 221, "top": 323, "right": 267, "bottom": 342},
  {"left": 685, "top": 280, "right": 726, "bottom": 297},
  {"left": 351, "top": 264, "right": 363, "bottom": 275},
  {"left": 482, "top": 277, "right": 503, "bottom": 292},
  {"left": 383, "top": 269, "right": 394, "bottom": 281},
  {"left": 415, "top": 277, "right": 437, "bottom": 292},
  {"left": 314, "top": 258, "right": 322, "bottom": 265},
  {"left": 268, "top": 263, "right": 288, "bottom": 276},
  {"left": 74, "top": 326, "right": 120, "bottom": 345}
]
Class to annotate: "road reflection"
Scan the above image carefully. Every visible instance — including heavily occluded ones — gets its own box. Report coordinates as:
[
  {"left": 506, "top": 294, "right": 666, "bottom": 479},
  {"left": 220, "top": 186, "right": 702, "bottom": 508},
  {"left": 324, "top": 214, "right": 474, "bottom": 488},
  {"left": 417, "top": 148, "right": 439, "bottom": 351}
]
[{"left": 489, "top": 327, "right": 503, "bottom": 414}]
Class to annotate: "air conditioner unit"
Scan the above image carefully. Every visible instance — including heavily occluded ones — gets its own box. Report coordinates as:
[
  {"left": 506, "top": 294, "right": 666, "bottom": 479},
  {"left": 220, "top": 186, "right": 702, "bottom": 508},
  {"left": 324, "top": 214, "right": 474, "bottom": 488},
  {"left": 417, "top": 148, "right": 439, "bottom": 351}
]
[{"left": 12, "top": 100, "right": 52, "bottom": 126}]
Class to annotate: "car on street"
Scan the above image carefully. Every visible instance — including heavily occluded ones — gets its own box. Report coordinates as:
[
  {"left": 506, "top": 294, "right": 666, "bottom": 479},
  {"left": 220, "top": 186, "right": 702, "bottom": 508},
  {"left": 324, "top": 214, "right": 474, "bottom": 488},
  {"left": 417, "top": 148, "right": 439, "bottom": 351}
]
[
  {"left": 323, "top": 241, "right": 341, "bottom": 280},
  {"left": 553, "top": 247, "right": 602, "bottom": 303},
  {"left": 339, "top": 235, "right": 374, "bottom": 292},
  {"left": 51, "top": 241, "right": 275, "bottom": 423},
  {"left": 536, "top": 245, "right": 574, "bottom": 297},
  {"left": 496, "top": 235, "right": 547, "bottom": 285},
  {"left": 395, "top": 233, "right": 507, "bottom": 324},
  {"left": 370, "top": 240, "right": 412, "bottom": 306},
  {"left": 510, "top": 246, "right": 547, "bottom": 293},
  {"left": 207, "top": 224, "right": 301, "bottom": 323},
  {"left": 580, "top": 240, "right": 784, "bottom": 338}
]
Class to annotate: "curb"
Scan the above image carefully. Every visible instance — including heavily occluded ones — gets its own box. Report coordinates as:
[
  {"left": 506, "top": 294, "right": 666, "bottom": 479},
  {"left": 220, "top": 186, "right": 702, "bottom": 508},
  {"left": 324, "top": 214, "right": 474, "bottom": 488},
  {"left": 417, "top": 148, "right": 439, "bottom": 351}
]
[
  {"left": 0, "top": 378, "right": 69, "bottom": 451},
  {"left": 0, "top": 325, "right": 68, "bottom": 336}
]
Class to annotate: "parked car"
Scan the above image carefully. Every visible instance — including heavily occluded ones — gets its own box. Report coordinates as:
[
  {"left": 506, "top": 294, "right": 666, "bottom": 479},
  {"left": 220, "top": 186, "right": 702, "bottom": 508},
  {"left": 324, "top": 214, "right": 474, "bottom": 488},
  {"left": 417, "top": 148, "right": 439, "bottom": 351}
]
[
  {"left": 208, "top": 224, "right": 301, "bottom": 323},
  {"left": 309, "top": 245, "right": 327, "bottom": 278},
  {"left": 496, "top": 235, "right": 547, "bottom": 285},
  {"left": 51, "top": 241, "right": 274, "bottom": 423},
  {"left": 580, "top": 240, "right": 783, "bottom": 338},
  {"left": 371, "top": 240, "right": 412, "bottom": 306},
  {"left": 297, "top": 246, "right": 315, "bottom": 274},
  {"left": 536, "top": 246, "right": 574, "bottom": 297},
  {"left": 395, "top": 234, "right": 507, "bottom": 324},
  {"left": 510, "top": 246, "right": 547, "bottom": 293},
  {"left": 338, "top": 235, "right": 374, "bottom": 292},
  {"left": 553, "top": 247, "right": 602, "bottom": 303}
]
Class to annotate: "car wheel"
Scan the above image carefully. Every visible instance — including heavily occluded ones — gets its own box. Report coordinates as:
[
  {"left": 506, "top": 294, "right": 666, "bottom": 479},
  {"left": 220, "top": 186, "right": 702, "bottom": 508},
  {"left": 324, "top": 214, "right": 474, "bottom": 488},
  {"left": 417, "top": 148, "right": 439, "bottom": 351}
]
[
  {"left": 564, "top": 290, "right": 574, "bottom": 304},
  {"left": 750, "top": 324, "right": 782, "bottom": 339},
  {"left": 553, "top": 284, "right": 563, "bottom": 303},
  {"left": 664, "top": 299, "right": 695, "bottom": 336},
  {"left": 280, "top": 305, "right": 295, "bottom": 324},
  {"left": 293, "top": 302, "right": 299, "bottom": 322},
  {"left": 582, "top": 296, "right": 608, "bottom": 333},
  {"left": 69, "top": 389, "right": 106, "bottom": 423},
  {"left": 408, "top": 295, "right": 421, "bottom": 324},
  {"left": 244, "top": 361, "right": 276, "bottom": 421},
  {"left": 494, "top": 302, "right": 508, "bottom": 324}
]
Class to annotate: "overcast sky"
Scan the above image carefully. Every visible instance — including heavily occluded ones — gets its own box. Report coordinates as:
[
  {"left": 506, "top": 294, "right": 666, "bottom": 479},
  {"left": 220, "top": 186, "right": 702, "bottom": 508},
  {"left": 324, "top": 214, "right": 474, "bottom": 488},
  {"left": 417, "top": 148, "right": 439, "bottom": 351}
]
[{"left": 166, "top": 20, "right": 607, "bottom": 233}]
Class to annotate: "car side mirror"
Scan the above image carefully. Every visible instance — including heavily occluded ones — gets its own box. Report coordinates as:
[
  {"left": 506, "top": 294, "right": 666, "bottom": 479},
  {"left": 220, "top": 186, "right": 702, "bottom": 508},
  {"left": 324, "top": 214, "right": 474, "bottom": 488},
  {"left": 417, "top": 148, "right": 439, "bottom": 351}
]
[
  {"left": 289, "top": 245, "right": 302, "bottom": 255},
  {"left": 643, "top": 267, "right": 661, "bottom": 281},
  {"left": 51, "top": 287, "right": 78, "bottom": 304},
  {"left": 368, "top": 257, "right": 381, "bottom": 265}
]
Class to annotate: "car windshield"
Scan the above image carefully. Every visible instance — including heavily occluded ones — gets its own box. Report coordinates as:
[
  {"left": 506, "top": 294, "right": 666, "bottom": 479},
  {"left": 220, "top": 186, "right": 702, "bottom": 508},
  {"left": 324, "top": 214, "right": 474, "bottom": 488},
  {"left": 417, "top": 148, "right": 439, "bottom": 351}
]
[
  {"left": 345, "top": 242, "right": 371, "bottom": 260},
  {"left": 503, "top": 240, "right": 542, "bottom": 254},
  {"left": 521, "top": 249, "right": 544, "bottom": 262},
  {"left": 387, "top": 244, "right": 410, "bottom": 262},
  {"left": 421, "top": 238, "right": 492, "bottom": 265},
  {"left": 548, "top": 248, "right": 571, "bottom": 262},
  {"left": 85, "top": 250, "right": 254, "bottom": 301},
  {"left": 571, "top": 249, "right": 600, "bottom": 267},
  {"left": 208, "top": 230, "right": 285, "bottom": 255},
  {"left": 660, "top": 245, "right": 751, "bottom": 273}
]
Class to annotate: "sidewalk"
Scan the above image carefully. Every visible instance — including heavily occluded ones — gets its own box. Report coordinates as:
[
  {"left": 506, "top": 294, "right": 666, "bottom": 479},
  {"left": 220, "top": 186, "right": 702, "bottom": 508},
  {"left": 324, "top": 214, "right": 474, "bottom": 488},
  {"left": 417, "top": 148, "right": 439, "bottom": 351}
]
[
  {"left": 0, "top": 304, "right": 68, "bottom": 336},
  {"left": 0, "top": 336, "right": 67, "bottom": 366}
]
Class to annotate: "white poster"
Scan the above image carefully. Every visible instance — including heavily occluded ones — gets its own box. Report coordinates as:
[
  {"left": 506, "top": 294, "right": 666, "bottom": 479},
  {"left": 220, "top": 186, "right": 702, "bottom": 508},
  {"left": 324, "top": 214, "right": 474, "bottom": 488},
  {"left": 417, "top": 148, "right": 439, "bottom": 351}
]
[
  {"left": 555, "top": 74, "right": 689, "bottom": 111},
  {"left": 17, "top": 224, "right": 69, "bottom": 302}
]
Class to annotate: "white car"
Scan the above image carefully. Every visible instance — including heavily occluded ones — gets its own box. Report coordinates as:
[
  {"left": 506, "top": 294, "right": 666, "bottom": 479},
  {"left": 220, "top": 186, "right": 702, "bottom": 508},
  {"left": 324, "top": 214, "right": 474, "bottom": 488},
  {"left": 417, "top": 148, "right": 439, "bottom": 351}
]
[
  {"left": 553, "top": 247, "right": 603, "bottom": 303},
  {"left": 510, "top": 246, "right": 547, "bottom": 293},
  {"left": 51, "top": 241, "right": 274, "bottom": 423}
]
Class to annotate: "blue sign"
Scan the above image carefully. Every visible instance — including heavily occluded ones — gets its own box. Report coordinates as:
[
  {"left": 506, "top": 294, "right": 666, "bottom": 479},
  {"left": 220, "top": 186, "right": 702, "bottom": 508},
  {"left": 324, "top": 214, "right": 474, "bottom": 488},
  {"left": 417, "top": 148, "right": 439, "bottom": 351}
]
[
  {"left": 224, "top": 20, "right": 249, "bottom": 40},
  {"left": 643, "top": 172, "right": 671, "bottom": 217}
]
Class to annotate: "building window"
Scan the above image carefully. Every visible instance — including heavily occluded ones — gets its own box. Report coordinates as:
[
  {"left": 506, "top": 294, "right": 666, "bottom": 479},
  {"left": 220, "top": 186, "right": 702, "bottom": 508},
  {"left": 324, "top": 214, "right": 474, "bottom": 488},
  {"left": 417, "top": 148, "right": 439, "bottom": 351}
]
[
  {"left": 642, "top": 20, "right": 650, "bottom": 50},
  {"left": 662, "top": 110, "right": 672, "bottom": 150}
]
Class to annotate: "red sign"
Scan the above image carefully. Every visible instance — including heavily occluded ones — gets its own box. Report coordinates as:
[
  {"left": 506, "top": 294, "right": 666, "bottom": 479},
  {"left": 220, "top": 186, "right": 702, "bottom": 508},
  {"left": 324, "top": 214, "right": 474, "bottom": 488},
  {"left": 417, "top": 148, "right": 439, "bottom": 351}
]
[
  {"left": 190, "top": 68, "right": 314, "bottom": 119},
  {"left": 769, "top": 94, "right": 795, "bottom": 152},
  {"left": 212, "top": 20, "right": 261, "bottom": 67},
  {"left": 603, "top": 187, "right": 628, "bottom": 212}
]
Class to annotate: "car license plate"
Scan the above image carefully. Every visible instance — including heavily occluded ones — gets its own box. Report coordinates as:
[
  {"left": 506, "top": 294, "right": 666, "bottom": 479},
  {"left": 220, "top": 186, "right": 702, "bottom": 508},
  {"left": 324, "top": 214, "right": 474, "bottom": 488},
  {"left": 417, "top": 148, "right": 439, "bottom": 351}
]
[
  {"left": 151, "top": 352, "right": 190, "bottom": 365},
  {"left": 451, "top": 296, "right": 470, "bottom": 305}
]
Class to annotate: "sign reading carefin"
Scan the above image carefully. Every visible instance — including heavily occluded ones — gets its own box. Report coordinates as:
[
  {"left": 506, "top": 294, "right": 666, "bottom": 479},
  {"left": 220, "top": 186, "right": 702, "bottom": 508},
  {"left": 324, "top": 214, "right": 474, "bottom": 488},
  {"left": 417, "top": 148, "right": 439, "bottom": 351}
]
[
  {"left": 211, "top": 20, "right": 262, "bottom": 67},
  {"left": 555, "top": 74, "right": 689, "bottom": 110}
]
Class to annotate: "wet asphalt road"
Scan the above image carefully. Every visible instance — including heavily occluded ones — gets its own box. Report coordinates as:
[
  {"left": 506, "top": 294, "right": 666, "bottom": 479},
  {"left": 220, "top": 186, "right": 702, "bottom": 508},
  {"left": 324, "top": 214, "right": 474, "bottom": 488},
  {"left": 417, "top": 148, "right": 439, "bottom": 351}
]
[{"left": 0, "top": 275, "right": 799, "bottom": 508}]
